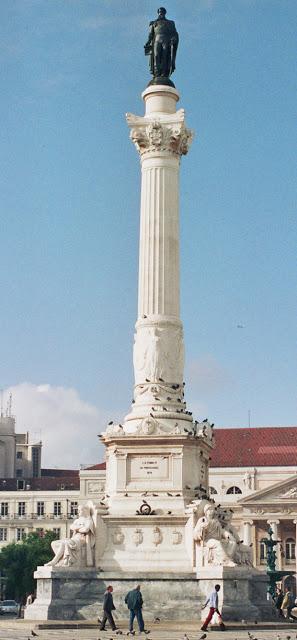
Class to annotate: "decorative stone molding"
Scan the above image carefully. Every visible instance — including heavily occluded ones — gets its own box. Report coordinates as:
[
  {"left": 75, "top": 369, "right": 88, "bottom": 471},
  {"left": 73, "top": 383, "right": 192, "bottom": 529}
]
[
  {"left": 132, "top": 528, "right": 143, "bottom": 546},
  {"left": 152, "top": 526, "right": 162, "bottom": 546},
  {"left": 172, "top": 529, "right": 182, "bottom": 545},
  {"left": 126, "top": 110, "right": 194, "bottom": 158},
  {"left": 280, "top": 486, "right": 297, "bottom": 498},
  {"left": 112, "top": 528, "right": 125, "bottom": 545}
]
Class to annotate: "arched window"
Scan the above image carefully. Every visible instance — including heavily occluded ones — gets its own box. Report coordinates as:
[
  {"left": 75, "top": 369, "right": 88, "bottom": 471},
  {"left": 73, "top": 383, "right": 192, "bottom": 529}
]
[
  {"left": 226, "top": 486, "right": 242, "bottom": 495},
  {"left": 209, "top": 486, "right": 217, "bottom": 495},
  {"left": 260, "top": 538, "right": 267, "bottom": 563},
  {"left": 285, "top": 538, "right": 296, "bottom": 561}
]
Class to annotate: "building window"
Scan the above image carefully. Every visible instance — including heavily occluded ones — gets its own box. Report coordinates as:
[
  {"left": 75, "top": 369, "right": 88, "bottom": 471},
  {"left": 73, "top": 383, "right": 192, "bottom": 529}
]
[
  {"left": 226, "top": 486, "right": 242, "bottom": 495},
  {"left": 285, "top": 538, "right": 296, "bottom": 561},
  {"left": 70, "top": 501, "right": 78, "bottom": 517},
  {"left": 16, "top": 528, "right": 25, "bottom": 541},
  {"left": 209, "top": 486, "right": 217, "bottom": 494},
  {"left": 260, "top": 538, "right": 267, "bottom": 563},
  {"left": 0, "top": 503, "right": 8, "bottom": 517},
  {"left": 16, "top": 451, "right": 23, "bottom": 459},
  {"left": 32, "top": 447, "right": 40, "bottom": 478},
  {"left": 18, "top": 502, "right": 26, "bottom": 516},
  {"left": 16, "top": 469, "right": 23, "bottom": 478},
  {"left": 54, "top": 502, "right": 61, "bottom": 516},
  {"left": 17, "top": 479, "right": 25, "bottom": 490},
  {"left": 37, "top": 502, "right": 44, "bottom": 517},
  {"left": 53, "top": 528, "right": 60, "bottom": 538},
  {"left": 0, "top": 528, "right": 7, "bottom": 542}
]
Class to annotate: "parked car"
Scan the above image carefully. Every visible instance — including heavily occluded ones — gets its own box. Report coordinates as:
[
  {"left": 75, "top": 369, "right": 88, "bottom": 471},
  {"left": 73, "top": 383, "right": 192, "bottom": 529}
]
[{"left": 0, "top": 600, "right": 19, "bottom": 615}]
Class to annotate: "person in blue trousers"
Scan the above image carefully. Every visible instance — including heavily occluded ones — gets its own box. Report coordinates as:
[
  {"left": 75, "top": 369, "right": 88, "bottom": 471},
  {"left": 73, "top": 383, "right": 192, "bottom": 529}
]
[{"left": 125, "top": 585, "right": 150, "bottom": 635}]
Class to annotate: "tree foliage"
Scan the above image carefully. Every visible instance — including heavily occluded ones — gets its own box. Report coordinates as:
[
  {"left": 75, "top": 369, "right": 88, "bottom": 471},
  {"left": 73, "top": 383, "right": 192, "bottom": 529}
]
[{"left": 0, "top": 530, "right": 56, "bottom": 601}]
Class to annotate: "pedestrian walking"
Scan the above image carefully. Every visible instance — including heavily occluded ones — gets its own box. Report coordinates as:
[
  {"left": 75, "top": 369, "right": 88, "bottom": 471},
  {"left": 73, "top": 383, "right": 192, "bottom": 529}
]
[
  {"left": 125, "top": 584, "right": 150, "bottom": 634},
  {"left": 274, "top": 586, "right": 284, "bottom": 618},
  {"left": 201, "top": 584, "right": 226, "bottom": 631},
  {"left": 281, "top": 586, "right": 297, "bottom": 621},
  {"left": 100, "top": 585, "right": 117, "bottom": 631}
]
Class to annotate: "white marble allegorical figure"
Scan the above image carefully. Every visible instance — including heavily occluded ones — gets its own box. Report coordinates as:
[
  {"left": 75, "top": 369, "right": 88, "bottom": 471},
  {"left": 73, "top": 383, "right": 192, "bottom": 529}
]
[{"left": 46, "top": 503, "right": 96, "bottom": 568}]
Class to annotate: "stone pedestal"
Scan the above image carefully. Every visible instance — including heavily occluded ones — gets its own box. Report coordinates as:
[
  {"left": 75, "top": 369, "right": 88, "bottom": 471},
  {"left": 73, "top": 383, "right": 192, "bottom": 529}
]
[
  {"left": 25, "top": 565, "right": 200, "bottom": 621},
  {"left": 26, "top": 565, "right": 273, "bottom": 622},
  {"left": 198, "top": 567, "right": 273, "bottom": 622}
]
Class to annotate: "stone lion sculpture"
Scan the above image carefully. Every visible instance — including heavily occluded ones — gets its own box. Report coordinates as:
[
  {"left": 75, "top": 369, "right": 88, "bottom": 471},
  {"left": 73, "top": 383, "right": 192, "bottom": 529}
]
[{"left": 46, "top": 502, "right": 96, "bottom": 568}]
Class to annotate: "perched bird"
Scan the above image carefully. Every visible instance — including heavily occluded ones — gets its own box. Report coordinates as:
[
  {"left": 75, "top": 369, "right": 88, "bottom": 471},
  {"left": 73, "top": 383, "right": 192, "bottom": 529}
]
[
  {"left": 31, "top": 632, "right": 38, "bottom": 638},
  {"left": 153, "top": 617, "right": 160, "bottom": 623},
  {"left": 108, "top": 421, "right": 113, "bottom": 425},
  {"left": 132, "top": 400, "right": 135, "bottom": 404},
  {"left": 116, "top": 631, "right": 123, "bottom": 635},
  {"left": 159, "top": 377, "right": 164, "bottom": 382},
  {"left": 145, "top": 378, "right": 150, "bottom": 382},
  {"left": 152, "top": 493, "right": 158, "bottom": 497},
  {"left": 162, "top": 407, "right": 168, "bottom": 411},
  {"left": 167, "top": 396, "right": 172, "bottom": 401},
  {"left": 171, "top": 384, "right": 179, "bottom": 389},
  {"left": 198, "top": 634, "right": 207, "bottom": 640},
  {"left": 185, "top": 485, "right": 191, "bottom": 490},
  {"left": 175, "top": 493, "right": 181, "bottom": 497},
  {"left": 183, "top": 634, "right": 190, "bottom": 640},
  {"left": 167, "top": 510, "right": 172, "bottom": 514},
  {"left": 143, "top": 315, "right": 147, "bottom": 319},
  {"left": 202, "top": 418, "right": 208, "bottom": 423},
  {"left": 124, "top": 492, "right": 129, "bottom": 497},
  {"left": 167, "top": 492, "right": 173, "bottom": 496}
]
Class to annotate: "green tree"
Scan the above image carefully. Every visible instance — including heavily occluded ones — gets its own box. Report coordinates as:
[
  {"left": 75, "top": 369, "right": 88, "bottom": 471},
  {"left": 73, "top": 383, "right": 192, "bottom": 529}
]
[{"left": 0, "top": 530, "right": 56, "bottom": 602}]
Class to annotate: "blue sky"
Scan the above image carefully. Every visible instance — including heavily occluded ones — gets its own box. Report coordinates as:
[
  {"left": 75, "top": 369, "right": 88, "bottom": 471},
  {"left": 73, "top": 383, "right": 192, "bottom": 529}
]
[{"left": 0, "top": 0, "right": 296, "bottom": 467}]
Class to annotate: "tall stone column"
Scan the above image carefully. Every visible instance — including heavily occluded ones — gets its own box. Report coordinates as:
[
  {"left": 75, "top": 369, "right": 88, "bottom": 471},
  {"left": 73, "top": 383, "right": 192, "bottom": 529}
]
[
  {"left": 243, "top": 520, "right": 253, "bottom": 546},
  {"left": 124, "top": 86, "right": 194, "bottom": 433}
]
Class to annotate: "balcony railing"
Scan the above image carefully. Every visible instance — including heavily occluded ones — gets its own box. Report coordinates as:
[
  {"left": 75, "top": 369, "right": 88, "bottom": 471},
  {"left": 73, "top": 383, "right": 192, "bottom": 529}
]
[{"left": 0, "top": 512, "right": 77, "bottom": 520}]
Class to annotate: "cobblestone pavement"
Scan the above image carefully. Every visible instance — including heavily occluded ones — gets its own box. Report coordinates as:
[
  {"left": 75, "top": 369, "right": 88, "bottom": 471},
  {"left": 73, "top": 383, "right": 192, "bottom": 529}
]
[{"left": 0, "top": 620, "right": 296, "bottom": 640}]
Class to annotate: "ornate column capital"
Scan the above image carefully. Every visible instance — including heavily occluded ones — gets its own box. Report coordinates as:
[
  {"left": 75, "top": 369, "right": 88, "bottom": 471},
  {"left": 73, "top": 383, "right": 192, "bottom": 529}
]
[
  {"left": 267, "top": 519, "right": 280, "bottom": 525},
  {"left": 126, "top": 109, "right": 194, "bottom": 158}
]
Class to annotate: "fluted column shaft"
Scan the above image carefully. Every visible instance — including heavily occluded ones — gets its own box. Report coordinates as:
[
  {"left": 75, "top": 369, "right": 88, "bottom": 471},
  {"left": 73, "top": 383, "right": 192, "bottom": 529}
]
[{"left": 138, "top": 155, "right": 180, "bottom": 318}]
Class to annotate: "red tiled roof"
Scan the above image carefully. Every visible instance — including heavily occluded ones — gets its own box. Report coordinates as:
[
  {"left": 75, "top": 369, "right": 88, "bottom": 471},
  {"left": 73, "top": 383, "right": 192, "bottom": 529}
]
[
  {"left": 85, "top": 463, "right": 106, "bottom": 470},
  {"left": 210, "top": 426, "right": 297, "bottom": 467}
]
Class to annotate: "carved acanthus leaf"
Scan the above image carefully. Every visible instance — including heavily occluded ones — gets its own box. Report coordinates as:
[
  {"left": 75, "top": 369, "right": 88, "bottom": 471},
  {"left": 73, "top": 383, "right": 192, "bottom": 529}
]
[{"left": 127, "top": 115, "right": 194, "bottom": 157}]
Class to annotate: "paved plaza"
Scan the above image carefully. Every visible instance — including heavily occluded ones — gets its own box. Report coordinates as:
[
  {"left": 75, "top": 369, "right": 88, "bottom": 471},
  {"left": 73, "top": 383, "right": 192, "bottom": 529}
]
[{"left": 0, "top": 619, "right": 296, "bottom": 640}]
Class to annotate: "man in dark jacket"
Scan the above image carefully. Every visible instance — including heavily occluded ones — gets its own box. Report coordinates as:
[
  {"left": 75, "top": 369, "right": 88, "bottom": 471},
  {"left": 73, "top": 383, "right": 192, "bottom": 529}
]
[
  {"left": 100, "top": 585, "right": 117, "bottom": 631},
  {"left": 125, "top": 585, "right": 149, "bottom": 634}
]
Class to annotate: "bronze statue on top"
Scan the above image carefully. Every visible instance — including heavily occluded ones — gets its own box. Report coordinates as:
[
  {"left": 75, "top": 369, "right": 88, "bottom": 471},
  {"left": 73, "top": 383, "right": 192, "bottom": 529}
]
[{"left": 144, "top": 8, "right": 179, "bottom": 87}]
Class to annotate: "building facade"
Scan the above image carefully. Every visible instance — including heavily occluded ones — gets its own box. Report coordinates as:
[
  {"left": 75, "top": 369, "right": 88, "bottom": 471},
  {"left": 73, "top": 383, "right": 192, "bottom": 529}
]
[{"left": 0, "top": 422, "right": 296, "bottom": 589}]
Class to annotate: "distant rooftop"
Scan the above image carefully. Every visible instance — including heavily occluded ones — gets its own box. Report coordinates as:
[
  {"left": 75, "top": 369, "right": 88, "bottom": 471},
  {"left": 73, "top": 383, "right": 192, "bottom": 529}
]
[{"left": 211, "top": 426, "right": 297, "bottom": 467}]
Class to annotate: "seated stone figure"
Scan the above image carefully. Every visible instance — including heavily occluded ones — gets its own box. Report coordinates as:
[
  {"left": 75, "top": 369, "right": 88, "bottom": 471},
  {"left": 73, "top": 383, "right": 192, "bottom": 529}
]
[
  {"left": 193, "top": 503, "right": 252, "bottom": 567},
  {"left": 46, "top": 503, "right": 96, "bottom": 568}
]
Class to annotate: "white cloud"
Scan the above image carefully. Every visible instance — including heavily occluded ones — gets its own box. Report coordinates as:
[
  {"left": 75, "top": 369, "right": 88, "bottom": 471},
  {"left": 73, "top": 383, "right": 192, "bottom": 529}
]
[{"left": 5, "top": 383, "right": 108, "bottom": 469}]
